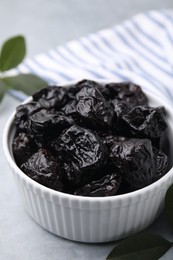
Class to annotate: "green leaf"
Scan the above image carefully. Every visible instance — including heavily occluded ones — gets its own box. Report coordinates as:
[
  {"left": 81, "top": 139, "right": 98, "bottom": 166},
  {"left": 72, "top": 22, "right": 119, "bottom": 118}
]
[
  {"left": 0, "top": 35, "right": 26, "bottom": 71},
  {"left": 2, "top": 74, "right": 47, "bottom": 95},
  {"left": 165, "top": 184, "right": 173, "bottom": 230},
  {"left": 106, "top": 233, "right": 172, "bottom": 260},
  {"left": 0, "top": 79, "right": 6, "bottom": 101}
]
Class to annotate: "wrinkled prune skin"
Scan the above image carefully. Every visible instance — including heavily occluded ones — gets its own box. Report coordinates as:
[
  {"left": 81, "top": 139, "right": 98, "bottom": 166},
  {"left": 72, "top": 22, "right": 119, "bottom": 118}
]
[
  {"left": 60, "top": 159, "right": 82, "bottom": 187},
  {"left": 64, "top": 86, "right": 114, "bottom": 130},
  {"left": 110, "top": 99, "right": 129, "bottom": 133},
  {"left": 74, "top": 172, "right": 122, "bottom": 197},
  {"left": 111, "top": 99, "right": 129, "bottom": 118},
  {"left": 106, "top": 82, "right": 148, "bottom": 108},
  {"left": 13, "top": 79, "right": 169, "bottom": 197},
  {"left": 53, "top": 125, "right": 107, "bottom": 186},
  {"left": 109, "top": 138, "right": 154, "bottom": 189},
  {"left": 152, "top": 132, "right": 169, "bottom": 151},
  {"left": 152, "top": 148, "right": 168, "bottom": 182},
  {"left": 76, "top": 79, "right": 100, "bottom": 89},
  {"left": 103, "top": 135, "right": 127, "bottom": 150},
  {"left": 57, "top": 125, "right": 107, "bottom": 170},
  {"left": 21, "top": 149, "right": 63, "bottom": 191},
  {"left": 12, "top": 132, "right": 37, "bottom": 166},
  {"left": 61, "top": 100, "right": 76, "bottom": 116},
  {"left": 29, "top": 109, "right": 73, "bottom": 146},
  {"left": 14, "top": 102, "right": 41, "bottom": 132},
  {"left": 65, "top": 85, "right": 82, "bottom": 100},
  {"left": 122, "top": 106, "right": 167, "bottom": 140},
  {"left": 33, "top": 86, "right": 70, "bottom": 109},
  {"left": 75, "top": 86, "right": 113, "bottom": 128},
  {"left": 76, "top": 79, "right": 111, "bottom": 100},
  {"left": 29, "top": 109, "right": 54, "bottom": 135}
]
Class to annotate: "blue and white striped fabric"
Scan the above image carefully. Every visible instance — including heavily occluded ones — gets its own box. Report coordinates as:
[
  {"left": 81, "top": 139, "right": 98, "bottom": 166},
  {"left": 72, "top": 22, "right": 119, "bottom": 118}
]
[{"left": 16, "top": 9, "right": 173, "bottom": 103}]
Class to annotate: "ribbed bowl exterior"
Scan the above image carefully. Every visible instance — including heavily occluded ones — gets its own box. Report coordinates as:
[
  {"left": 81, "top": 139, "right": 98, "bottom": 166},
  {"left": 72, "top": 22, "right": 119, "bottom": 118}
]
[
  {"left": 6, "top": 160, "right": 173, "bottom": 242},
  {"left": 3, "top": 85, "right": 173, "bottom": 243}
]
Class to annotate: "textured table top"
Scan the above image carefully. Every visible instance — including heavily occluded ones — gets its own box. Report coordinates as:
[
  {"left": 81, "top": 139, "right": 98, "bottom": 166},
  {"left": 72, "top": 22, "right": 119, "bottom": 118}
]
[{"left": 1, "top": 1, "right": 173, "bottom": 259}]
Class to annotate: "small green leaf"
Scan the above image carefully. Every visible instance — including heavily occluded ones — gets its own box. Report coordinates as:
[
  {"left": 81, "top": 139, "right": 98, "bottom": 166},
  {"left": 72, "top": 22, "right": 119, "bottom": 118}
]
[
  {"left": 2, "top": 74, "right": 47, "bottom": 95},
  {"left": 0, "top": 79, "right": 6, "bottom": 101},
  {"left": 0, "top": 35, "right": 26, "bottom": 71},
  {"left": 165, "top": 184, "right": 173, "bottom": 230},
  {"left": 106, "top": 233, "right": 172, "bottom": 260}
]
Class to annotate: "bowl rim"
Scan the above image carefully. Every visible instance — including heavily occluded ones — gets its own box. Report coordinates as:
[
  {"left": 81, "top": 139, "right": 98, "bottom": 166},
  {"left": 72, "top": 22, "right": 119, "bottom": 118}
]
[{"left": 3, "top": 79, "right": 173, "bottom": 203}]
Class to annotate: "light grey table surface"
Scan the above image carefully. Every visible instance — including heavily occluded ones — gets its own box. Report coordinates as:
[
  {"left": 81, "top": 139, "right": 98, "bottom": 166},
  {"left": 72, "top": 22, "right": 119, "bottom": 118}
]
[{"left": 1, "top": 1, "right": 173, "bottom": 259}]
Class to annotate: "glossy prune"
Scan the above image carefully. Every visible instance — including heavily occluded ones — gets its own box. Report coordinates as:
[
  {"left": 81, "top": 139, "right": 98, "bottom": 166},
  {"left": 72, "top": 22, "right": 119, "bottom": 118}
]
[
  {"left": 60, "top": 159, "right": 82, "bottom": 187},
  {"left": 106, "top": 82, "right": 148, "bottom": 108},
  {"left": 152, "top": 148, "right": 168, "bottom": 182},
  {"left": 76, "top": 86, "right": 114, "bottom": 128},
  {"left": 111, "top": 99, "right": 129, "bottom": 118},
  {"left": 65, "top": 85, "right": 82, "bottom": 100},
  {"left": 76, "top": 79, "right": 111, "bottom": 100},
  {"left": 61, "top": 100, "right": 76, "bottom": 116},
  {"left": 12, "top": 80, "right": 169, "bottom": 197},
  {"left": 76, "top": 79, "right": 100, "bottom": 89},
  {"left": 32, "top": 84, "right": 83, "bottom": 109},
  {"left": 122, "top": 106, "right": 167, "bottom": 139},
  {"left": 110, "top": 99, "right": 129, "bottom": 133},
  {"left": 29, "top": 109, "right": 73, "bottom": 145},
  {"left": 103, "top": 135, "right": 127, "bottom": 150},
  {"left": 57, "top": 125, "right": 107, "bottom": 169},
  {"left": 29, "top": 109, "right": 54, "bottom": 135},
  {"left": 12, "top": 132, "right": 37, "bottom": 165},
  {"left": 21, "top": 149, "right": 63, "bottom": 191},
  {"left": 109, "top": 138, "right": 154, "bottom": 189},
  {"left": 14, "top": 102, "right": 41, "bottom": 132},
  {"left": 74, "top": 172, "right": 122, "bottom": 197},
  {"left": 63, "top": 86, "right": 114, "bottom": 130},
  {"left": 53, "top": 125, "right": 107, "bottom": 186},
  {"left": 33, "top": 86, "right": 69, "bottom": 109}
]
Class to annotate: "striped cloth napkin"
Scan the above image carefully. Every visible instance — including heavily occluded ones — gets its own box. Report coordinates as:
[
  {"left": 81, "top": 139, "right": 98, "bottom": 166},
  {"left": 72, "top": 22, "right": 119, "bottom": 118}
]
[{"left": 14, "top": 9, "right": 173, "bottom": 103}]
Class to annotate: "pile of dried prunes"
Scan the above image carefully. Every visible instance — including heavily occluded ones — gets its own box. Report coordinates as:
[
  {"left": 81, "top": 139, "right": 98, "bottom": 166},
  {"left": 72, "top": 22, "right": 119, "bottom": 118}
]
[{"left": 12, "top": 80, "right": 169, "bottom": 197}]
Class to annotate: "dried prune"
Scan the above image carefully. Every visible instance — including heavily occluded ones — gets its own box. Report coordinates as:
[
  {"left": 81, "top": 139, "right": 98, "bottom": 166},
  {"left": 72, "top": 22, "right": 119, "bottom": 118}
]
[
  {"left": 74, "top": 172, "right": 121, "bottom": 197},
  {"left": 56, "top": 125, "right": 107, "bottom": 169},
  {"left": 51, "top": 113, "right": 74, "bottom": 134},
  {"left": 152, "top": 148, "right": 168, "bottom": 182},
  {"left": 65, "top": 85, "right": 82, "bottom": 100},
  {"left": 12, "top": 79, "right": 169, "bottom": 197},
  {"left": 109, "top": 138, "right": 154, "bottom": 189},
  {"left": 61, "top": 100, "right": 76, "bottom": 116},
  {"left": 122, "top": 106, "right": 167, "bottom": 139},
  {"left": 110, "top": 99, "right": 129, "bottom": 133},
  {"left": 111, "top": 99, "right": 129, "bottom": 118},
  {"left": 29, "top": 109, "right": 53, "bottom": 135},
  {"left": 29, "top": 109, "right": 73, "bottom": 146},
  {"left": 60, "top": 159, "right": 82, "bottom": 187},
  {"left": 21, "top": 149, "right": 63, "bottom": 191},
  {"left": 72, "top": 86, "right": 113, "bottom": 129},
  {"left": 33, "top": 86, "right": 70, "bottom": 109},
  {"left": 14, "top": 102, "right": 41, "bottom": 132},
  {"left": 76, "top": 79, "right": 101, "bottom": 90},
  {"left": 103, "top": 135, "right": 127, "bottom": 150},
  {"left": 53, "top": 125, "right": 107, "bottom": 186},
  {"left": 76, "top": 79, "right": 111, "bottom": 100},
  {"left": 76, "top": 86, "right": 113, "bottom": 126},
  {"left": 106, "top": 82, "right": 148, "bottom": 108},
  {"left": 12, "top": 132, "right": 37, "bottom": 165}
]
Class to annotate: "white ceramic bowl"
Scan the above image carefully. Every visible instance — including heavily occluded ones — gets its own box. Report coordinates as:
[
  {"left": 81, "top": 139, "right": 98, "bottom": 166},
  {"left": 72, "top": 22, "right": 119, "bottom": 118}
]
[{"left": 3, "top": 81, "right": 173, "bottom": 243}]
